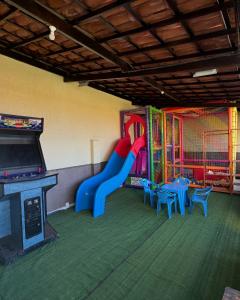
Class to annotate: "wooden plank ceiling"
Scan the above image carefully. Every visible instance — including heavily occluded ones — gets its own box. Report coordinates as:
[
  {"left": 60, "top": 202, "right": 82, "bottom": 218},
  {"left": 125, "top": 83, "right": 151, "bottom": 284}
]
[{"left": 0, "top": 0, "right": 240, "bottom": 108}]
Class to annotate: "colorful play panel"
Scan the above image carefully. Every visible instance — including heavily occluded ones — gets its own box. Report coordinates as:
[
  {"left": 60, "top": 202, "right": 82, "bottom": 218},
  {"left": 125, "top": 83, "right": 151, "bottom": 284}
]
[
  {"left": 163, "top": 107, "right": 239, "bottom": 193},
  {"left": 120, "top": 106, "right": 164, "bottom": 187}
]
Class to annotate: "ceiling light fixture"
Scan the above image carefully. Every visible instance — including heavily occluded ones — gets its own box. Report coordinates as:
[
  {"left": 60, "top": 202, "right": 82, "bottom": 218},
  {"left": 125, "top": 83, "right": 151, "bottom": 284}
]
[
  {"left": 49, "top": 25, "right": 56, "bottom": 41},
  {"left": 193, "top": 69, "right": 217, "bottom": 78},
  {"left": 161, "top": 90, "right": 165, "bottom": 95}
]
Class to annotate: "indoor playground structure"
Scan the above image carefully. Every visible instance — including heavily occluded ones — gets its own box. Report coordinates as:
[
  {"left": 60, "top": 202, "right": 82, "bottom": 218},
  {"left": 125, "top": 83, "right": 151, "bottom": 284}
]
[
  {"left": 75, "top": 115, "right": 146, "bottom": 217},
  {"left": 120, "top": 106, "right": 164, "bottom": 187},
  {"left": 76, "top": 106, "right": 240, "bottom": 220},
  {"left": 163, "top": 107, "right": 240, "bottom": 194}
]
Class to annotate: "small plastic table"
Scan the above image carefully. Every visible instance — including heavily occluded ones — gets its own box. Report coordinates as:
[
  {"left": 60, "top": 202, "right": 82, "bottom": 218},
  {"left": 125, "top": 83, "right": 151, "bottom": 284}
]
[{"left": 161, "top": 183, "right": 188, "bottom": 216}]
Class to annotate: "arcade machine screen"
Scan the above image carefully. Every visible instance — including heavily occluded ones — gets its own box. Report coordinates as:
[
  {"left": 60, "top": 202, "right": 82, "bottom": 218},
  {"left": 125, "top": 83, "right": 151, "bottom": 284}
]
[{"left": 0, "top": 133, "right": 41, "bottom": 169}]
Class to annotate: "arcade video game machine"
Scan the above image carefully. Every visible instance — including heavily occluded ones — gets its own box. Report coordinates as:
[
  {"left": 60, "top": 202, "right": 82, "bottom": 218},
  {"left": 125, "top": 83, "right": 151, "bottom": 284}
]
[{"left": 0, "top": 113, "right": 58, "bottom": 264}]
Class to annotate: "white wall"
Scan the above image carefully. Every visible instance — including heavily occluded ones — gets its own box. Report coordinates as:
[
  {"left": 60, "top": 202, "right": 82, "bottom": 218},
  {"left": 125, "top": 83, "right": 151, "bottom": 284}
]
[{"left": 0, "top": 55, "right": 135, "bottom": 170}]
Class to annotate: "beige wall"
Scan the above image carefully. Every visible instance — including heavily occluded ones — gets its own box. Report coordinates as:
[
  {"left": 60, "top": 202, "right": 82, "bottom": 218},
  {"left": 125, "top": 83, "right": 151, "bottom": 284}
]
[{"left": 0, "top": 55, "right": 135, "bottom": 170}]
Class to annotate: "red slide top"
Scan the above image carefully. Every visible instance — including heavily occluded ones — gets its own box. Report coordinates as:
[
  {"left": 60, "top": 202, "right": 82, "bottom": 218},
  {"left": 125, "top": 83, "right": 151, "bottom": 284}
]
[
  {"left": 115, "top": 136, "right": 131, "bottom": 157},
  {"left": 115, "top": 115, "right": 146, "bottom": 157}
]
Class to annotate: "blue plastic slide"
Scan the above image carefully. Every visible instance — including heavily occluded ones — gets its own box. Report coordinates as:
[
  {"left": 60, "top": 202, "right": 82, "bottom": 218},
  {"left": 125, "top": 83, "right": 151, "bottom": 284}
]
[{"left": 75, "top": 115, "right": 146, "bottom": 217}]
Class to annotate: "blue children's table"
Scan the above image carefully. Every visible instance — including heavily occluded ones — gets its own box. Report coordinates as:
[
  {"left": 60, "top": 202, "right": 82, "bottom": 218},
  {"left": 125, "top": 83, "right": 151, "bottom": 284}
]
[{"left": 161, "top": 183, "right": 189, "bottom": 216}]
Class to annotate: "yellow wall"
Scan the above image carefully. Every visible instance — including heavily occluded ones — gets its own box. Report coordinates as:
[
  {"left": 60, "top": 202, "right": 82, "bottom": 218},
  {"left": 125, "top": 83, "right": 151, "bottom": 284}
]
[{"left": 0, "top": 55, "right": 135, "bottom": 170}]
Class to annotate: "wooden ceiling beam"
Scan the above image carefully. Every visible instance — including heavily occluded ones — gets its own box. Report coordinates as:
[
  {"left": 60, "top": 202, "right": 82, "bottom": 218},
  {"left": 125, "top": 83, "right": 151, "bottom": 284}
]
[
  {"left": 2, "top": 0, "right": 238, "bottom": 107},
  {"left": 64, "top": 51, "right": 240, "bottom": 82},
  {"left": 171, "top": 87, "right": 240, "bottom": 92},
  {"left": 14, "top": 0, "right": 178, "bottom": 103},
  {"left": 157, "top": 0, "right": 209, "bottom": 97},
  {"left": 81, "top": 9, "right": 178, "bottom": 102},
  {"left": 142, "top": 77, "right": 179, "bottom": 102},
  {"left": 235, "top": 0, "right": 240, "bottom": 48},
  {"left": 22, "top": 2, "right": 233, "bottom": 67},
  {"left": 0, "top": 44, "right": 66, "bottom": 76},
  {"left": 166, "top": 1, "right": 210, "bottom": 98},
  {"left": 120, "top": 4, "right": 179, "bottom": 102},
  {"left": 170, "top": 90, "right": 240, "bottom": 95},
  {"left": 61, "top": 47, "right": 235, "bottom": 74},
  {"left": 41, "top": 27, "right": 234, "bottom": 63},
  {"left": 9, "top": 31, "right": 49, "bottom": 49},
  {"left": 138, "top": 95, "right": 240, "bottom": 100},
  {"left": 166, "top": 0, "right": 204, "bottom": 54},
  {"left": 5, "top": 0, "right": 132, "bottom": 71},
  {"left": 44, "top": 45, "right": 80, "bottom": 57},
  {"left": 155, "top": 70, "right": 240, "bottom": 81},
  {"left": 1, "top": 18, "right": 67, "bottom": 60},
  {"left": 88, "top": 82, "right": 140, "bottom": 103},
  {"left": 70, "top": 0, "right": 133, "bottom": 24},
  {"left": 123, "top": 3, "right": 177, "bottom": 58},
  {"left": 110, "top": 87, "right": 240, "bottom": 94},
  {"left": 171, "top": 97, "right": 239, "bottom": 101},
  {"left": 98, "top": 2, "right": 233, "bottom": 43},
  {"left": 218, "top": 0, "right": 235, "bottom": 48},
  {"left": 65, "top": 29, "right": 235, "bottom": 67},
  {"left": 158, "top": 78, "right": 240, "bottom": 87},
  {"left": 105, "top": 78, "right": 240, "bottom": 87},
  {"left": 88, "top": 69, "right": 240, "bottom": 83},
  {"left": 143, "top": 79, "right": 179, "bottom": 103},
  {"left": 110, "top": 28, "right": 235, "bottom": 58},
  {"left": 0, "top": 7, "right": 17, "bottom": 23},
  {"left": 128, "top": 96, "right": 240, "bottom": 102},
  {"left": 111, "top": 91, "right": 240, "bottom": 98}
]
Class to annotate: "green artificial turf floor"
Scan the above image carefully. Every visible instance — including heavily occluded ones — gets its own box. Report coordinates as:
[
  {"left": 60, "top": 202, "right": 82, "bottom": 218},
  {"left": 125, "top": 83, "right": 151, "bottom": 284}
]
[{"left": 0, "top": 188, "right": 239, "bottom": 300}]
